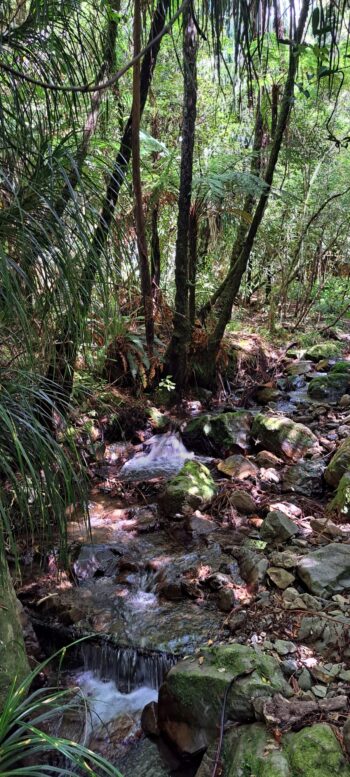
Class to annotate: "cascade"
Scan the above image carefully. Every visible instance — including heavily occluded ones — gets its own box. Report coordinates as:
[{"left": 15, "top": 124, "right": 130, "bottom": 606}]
[{"left": 119, "top": 431, "right": 194, "bottom": 480}]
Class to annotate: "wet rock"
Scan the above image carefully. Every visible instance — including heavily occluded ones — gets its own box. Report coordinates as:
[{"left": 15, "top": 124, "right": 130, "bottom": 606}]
[
  {"left": 217, "top": 454, "right": 258, "bottom": 479},
  {"left": 73, "top": 544, "right": 120, "bottom": 580},
  {"left": 287, "top": 723, "right": 350, "bottom": 777},
  {"left": 229, "top": 490, "right": 257, "bottom": 514},
  {"left": 297, "top": 543, "right": 350, "bottom": 597},
  {"left": 260, "top": 510, "right": 299, "bottom": 544},
  {"left": 158, "top": 644, "right": 291, "bottom": 755},
  {"left": 308, "top": 374, "right": 350, "bottom": 403},
  {"left": 256, "top": 386, "right": 281, "bottom": 404},
  {"left": 141, "top": 701, "right": 160, "bottom": 737},
  {"left": 325, "top": 437, "right": 350, "bottom": 487},
  {"left": 286, "top": 360, "right": 313, "bottom": 376},
  {"left": 282, "top": 460, "right": 324, "bottom": 496},
  {"left": 217, "top": 587, "right": 235, "bottom": 612},
  {"left": 304, "top": 342, "right": 342, "bottom": 361},
  {"left": 256, "top": 450, "right": 283, "bottom": 467},
  {"left": 158, "top": 460, "right": 217, "bottom": 519},
  {"left": 252, "top": 414, "right": 319, "bottom": 461},
  {"left": 182, "top": 411, "right": 252, "bottom": 456},
  {"left": 267, "top": 567, "right": 295, "bottom": 589},
  {"left": 157, "top": 580, "right": 184, "bottom": 601}
]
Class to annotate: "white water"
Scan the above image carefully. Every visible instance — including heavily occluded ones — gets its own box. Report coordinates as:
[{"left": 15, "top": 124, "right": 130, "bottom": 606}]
[
  {"left": 119, "top": 432, "right": 194, "bottom": 480},
  {"left": 74, "top": 670, "right": 158, "bottom": 732}
]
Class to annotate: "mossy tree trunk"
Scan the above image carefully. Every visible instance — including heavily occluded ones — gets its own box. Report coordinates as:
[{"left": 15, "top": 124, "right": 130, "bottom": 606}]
[{"left": 0, "top": 554, "right": 29, "bottom": 711}]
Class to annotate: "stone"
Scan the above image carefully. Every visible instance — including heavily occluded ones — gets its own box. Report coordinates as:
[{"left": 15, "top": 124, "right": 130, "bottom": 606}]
[
  {"left": 286, "top": 360, "right": 313, "bottom": 376},
  {"left": 182, "top": 411, "right": 252, "bottom": 456},
  {"left": 186, "top": 513, "right": 217, "bottom": 535},
  {"left": 304, "top": 342, "right": 342, "bottom": 361},
  {"left": 252, "top": 414, "right": 319, "bottom": 461},
  {"left": 0, "top": 557, "right": 30, "bottom": 710},
  {"left": 217, "top": 454, "right": 258, "bottom": 480},
  {"left": 217, "top": 587, "right": 235, "bottom": 612},
  {"left": 274, "top": 640, "right": 297, "bottom": 656},
  {"left": 158, "top": 460, "right": 217, "bottom": 519},
  {"left": 227, "top": 609, "right": 248, "bottom": 634},
  {"left": 286, "top": 723, "right": 350, "bottom": 777},
  {"left": 328, "top": 472, "right": 350, "bottom": 517},
  {"left": 281, "top": 659, "right": 298, "bottom": 676},
  {"left": 229, "top": 490, "right": 257, "bottom": 514},
  {"left": 256, "top": 450, "right": 283, "bottom": 467},
  {"left": 141, "top": 700, "right": 159, "bottom": 736},
  {"left": 308, "top": 374, "right": 350, "bottom": 403},
  {"left": 223, "top": 723, "right": 290, "bottom": 777},
  {"left": 298, "top": 668, "right": 312, "bottom": 691},
  {"left": 325, "top": 438, "right": 350, "bottom": 487},
  {"left": 256, "top": 386, "right": 281, "bottom": 404},
  {"left": 73, "top": 544, "right": 120, "bottom": 580},
  {"left": 158, "top": 645, "right": 291, "bottom": 755},
  {"left": 260, "top": 510, "right": 299, "bottom": 543},
  {"left": 267, "top": 567, "right": 295, "bottom": 589},
  {"left": 343, "top": 717, "right": 350, "bottom": 757},
  {"left": 297, "top": 543, "right": 350, "bottom": 597},
  {"left": 330, "top": 361, "right": 350, "bottom": 374},
  {"left": 231, "top": 547, "right": 268, "bottom": 585},
  {"left": 340, "top": 394, "right": 350, "bottom": 408},
  {"left": 282, "top": 460, "right": 324, "bottom": 496},
  {"left": 269, "top": 550, "right": 298, "bottom": 569}
]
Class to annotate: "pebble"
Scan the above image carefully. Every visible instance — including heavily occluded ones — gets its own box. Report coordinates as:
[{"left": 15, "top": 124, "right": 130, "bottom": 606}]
[
  {"left": 298, "top": 668, "right": 312, "bottom": 691},
  {"left": 281, "top": 659, "right": 298, "bottom": 676},
  {"left": 274, "top": 639, "right": 297, "bottom": 656},
  {"left": 311, "top": 684, "right": 328, "bottom": 698},
  {"left": 267, "top": 567, "right": 295, "bottom": 589}
]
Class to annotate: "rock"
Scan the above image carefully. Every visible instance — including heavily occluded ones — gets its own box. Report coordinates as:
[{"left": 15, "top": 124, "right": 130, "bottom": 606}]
[
  {"left": 227, "top": 609, "right": 248, "bottom": 634},
  {"left": 158, "top": 645, "right": 291, "bottom": 755},
  {"left": 260, "top": 510, "right": 299, "bottom": 543},
  {"left": 282, "top": 460, "right": 324, "bottom": 496},
  {"left": 308, "top": 374, "right": 350, "bottom": 403},
  {"left": 297, "top": 543, "right": 350, "bottom": 597},
  {"left": 141, "top": 701, "right": 159, "bottom": 736},
  {"left": 309, "top": 516, "right": 344, "bottom": 537},
  {"left": 185, "top": 513, "right": 217, "bottom": 535},
  {"left": 256, "top": 386, "right": 281, "bottom": 404},
  {"left": 158, "top": 461, "right": 217, "bottom": 519},
  {"left": 73, "top": 544, "right": 120, "bottom": 580},
  {"left": 256, "top": 450, "right": 283, "bottom": 467},
  {"left": 311, "top": 664, "right": 340, "bottom": 684},
  {"left": 281, "top": 659, "right": 298, "bottom": 676},
  {"left": 223, "top": 723, "right": 290, "bottom": 777},
  {"left": 231, "top": 547, "right": 268, "bottom": 585},
  {"left": 340, "top": 394, "right": 350, "bottom": 408},
  {"left": 182, "top": 411, "right": 252, "bottom": 456},
  {"left": 325, "top": 438, "right": 350, "bottom": 487},
  {"left": 229, "top": 490, "right": 257, "bottom": 514},
  {"left": 274, "top": 639, "right": 297, "bottom": 656},
  {"left": 312, "top": 684, "right": 327, "bottom": 698},
  {"left": 269, "top": 550, "right": 298, "bottom": 569},
  {"left": 217, "top": 587, "right": 235, "bottom": 612},
  {"left": 287, "top": 723, "right": 350, "bottom": 777},
  {"left": 328, "top": 472, "right": 350, "bottom": 517},
  {"left": 252, "top": 414, "right": 319, "bottom": 461},
  {"left": 267, "top": 567, "right": 295, "bottom": 589},
  {"left": 217, "top": 454, "right": 258, "bottom": 479},
  {"left": 330, "top": 361, "right": 350, "bottom": 374},
  {"left": 298, "top": 614, "right": 350, "bottom": 659},
  {"left": 343, "top": 717, "right": 350, "bottom": 756},
  {"left": 298, "top": 668, "right": 312, "bottom": 691},
  {"left": 286, "top": 360, "right": 313, "bottom": 376},
  {"left": 304, "top": 342, "right": 342, "bottom": 361}
]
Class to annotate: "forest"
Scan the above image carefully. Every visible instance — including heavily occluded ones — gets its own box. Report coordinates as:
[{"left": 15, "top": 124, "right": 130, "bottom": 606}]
[{"left": 2, "top": 0, "right": 350, "bottom": 775}]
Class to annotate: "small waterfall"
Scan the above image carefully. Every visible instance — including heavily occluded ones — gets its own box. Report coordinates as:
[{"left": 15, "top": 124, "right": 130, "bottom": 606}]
[
  {"left": 78, "top": 642, "right": 176, "bottom": 692},
  {"left": 119, "top": 432, "right": 194, "bottom": 480}
]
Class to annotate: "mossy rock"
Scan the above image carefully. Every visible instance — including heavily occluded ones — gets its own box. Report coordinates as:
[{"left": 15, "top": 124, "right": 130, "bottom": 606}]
[
  {"left": 252, "top": 414, "right": 318, "bottom": 461},
  {"left": 0, "top": 557, "right": 30, "bottom": 711},
  {"left": 256, "top": 387, "right": 281, "bottom": 405},
  {"left": 304, "top": 342, "right": 342, "bottom": 361},
  {"left": 158, "top": 645, "right": 291, "bottom": 755},
  {"left": 331, "top": 361, "right": 350, "bottom": 374},
  {"left": 308, "top": 374, "right": 350, "bottom": 403},
  {"left": 182, "top": 411, "right": 252, "bottom": 456},
  {"left": 286, "top": 723, "right": 350, "bottom": 777},
  {"left": 157, "top": 460, "right": 217, "bottom": 519},
  {"left": 324, "top": 438, "right": 350, "bottom": 487},
  {"left": 328, "top": 471, "right": 350, "bottom": 516}
]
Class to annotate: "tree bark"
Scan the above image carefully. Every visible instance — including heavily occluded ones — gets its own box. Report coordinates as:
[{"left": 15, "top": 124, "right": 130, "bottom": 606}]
[
  {"left": 188, "top": 204, "right": 198, "bottom": 326},
  {"left": 132, "top": 0, "right": 154, "bottom": 356},
  {"left": 164, "top": 3, "right": 198, "bottom": 393},
  {"left": 151, "top": 203, "right": 161, "bottom": 295},
  {"left": 203, "top": 0, "right": 310, "bottom": 383}
]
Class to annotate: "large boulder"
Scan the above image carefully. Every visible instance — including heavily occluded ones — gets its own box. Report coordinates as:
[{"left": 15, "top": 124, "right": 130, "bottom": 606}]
[
  {"left": 252, "top": 414, "right": 319, "bottom": 461},
  {"left": 0, "top": 557, "right": 30, "bottom": 710},
  {"left": 330, "top": 361, "right": 350, "bottom": 374},
  {"left": 329, "top": 472, "right": 350, "bottom": 516},
  {"left": 308, "top": 373, "right": 350, "bottom": 403},
  {"left": 304, "top": 342, "right": 342, "bottom": 361},
  {"left": 282, "top": 460, "right": 324, "bottom": 496},
  {"left": 297, "top": 543, "right": 350, "bottom": 597},
  {"left": 182, "top": 412, "right": 252, "bottom": 456},
  {"left": 157, "top": 644, "right": 291, "bottom": 755},
  {"left": 324, "top": 438, "right": 350, "bottom": 487},
  {"left": 157, "top": 460, "right": 217, "bottom": 519},
  {"left": 222, "top": 722, "right": 350, "bottom": 777}
]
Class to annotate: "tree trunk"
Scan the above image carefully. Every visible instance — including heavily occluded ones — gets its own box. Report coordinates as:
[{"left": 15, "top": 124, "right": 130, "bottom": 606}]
[
  {"left": 203, "top": 0, "right": 310, "bottom": 384},
  {"left": 132, "top": 0, "right": 154, "bottom": 356},
  {"left": 46, "top": 0, "right": 170, "bottom": 406},
  {"left": 188, "top": 204, "right": 198, "bottom": 326},
  {"left": 151, "top": 203, "right": 161, "bottom": 296},
  {"left": 0, "top": 554, "right": 29, "bottom": 711},
  {"left": 164, "top": 3, "right": 198, "bottom": 393}
]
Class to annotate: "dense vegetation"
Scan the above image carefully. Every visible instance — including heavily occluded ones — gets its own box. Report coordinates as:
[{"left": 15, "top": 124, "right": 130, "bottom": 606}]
[{"left": 1, "top": 0, "right": 350, "bottom": 773}]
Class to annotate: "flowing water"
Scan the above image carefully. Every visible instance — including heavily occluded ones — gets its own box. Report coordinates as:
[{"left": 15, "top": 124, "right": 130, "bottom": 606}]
[{"left": 119, "top": 432, "right": 194, "bottom": 480}]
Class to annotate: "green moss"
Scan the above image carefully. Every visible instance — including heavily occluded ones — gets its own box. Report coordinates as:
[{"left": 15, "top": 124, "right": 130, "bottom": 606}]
[
  {"left": 252, "top": 414, "right": 317, "bottom": 460},
  {"left": 325, "top": 438, "right": 350, "bottom": 487},
  {"left": 329, "top": 471, "right": 350, "bottom": 514},
  {"left": 183, "top": 411, "right": 252, "bottom": 455},
  {"left": 308, "top": 374, "right": 350, "bottom": 401},
  {"left": 304, "top": 342, "right": 342, "bottom": 361},
  {"left": 286, "top": 723, "right": 350, "bottom": 777},
  {"left": 331, "top": 361, "right": 350, "bottom": 373},
  {"left": 158, "top": 460, "right": 217, "bottom": 518}
]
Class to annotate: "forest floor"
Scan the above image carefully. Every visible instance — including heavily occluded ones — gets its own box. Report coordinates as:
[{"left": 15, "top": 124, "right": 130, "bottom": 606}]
[{"left": 16, "top": 320, "right": 350, "bottom": 776}]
